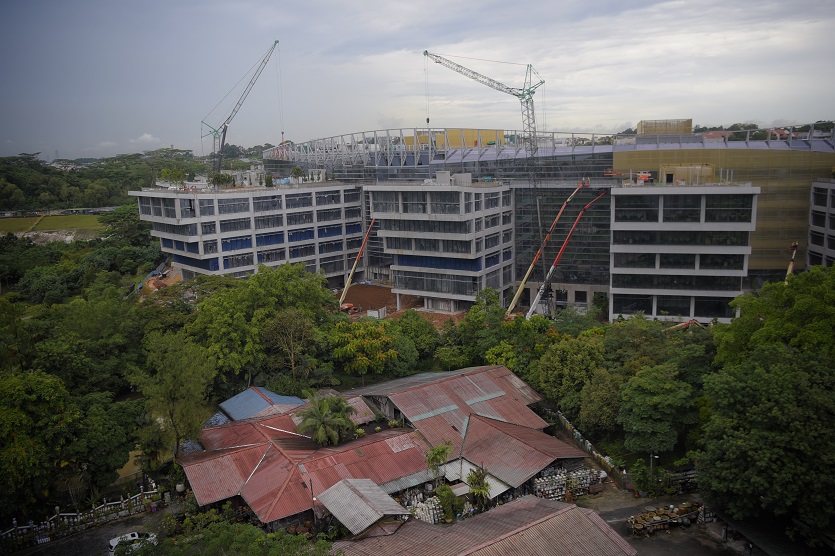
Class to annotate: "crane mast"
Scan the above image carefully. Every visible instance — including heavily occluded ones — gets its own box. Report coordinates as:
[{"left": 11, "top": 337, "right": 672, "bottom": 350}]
[
  {"left": 203, "top": 40, "right": 279, "bottom": 174},
  {"left": 423, "top": 51, "right": 543, "bottom": 162}
]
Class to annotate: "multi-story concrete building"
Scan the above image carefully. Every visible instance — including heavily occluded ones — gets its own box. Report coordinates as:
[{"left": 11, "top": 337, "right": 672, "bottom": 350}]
[
  {"left": 131, "top": 180, "right": 364, "bottom": 283},
  {"left": 366, "top": 171, "right": 515, "bottom": 312},
  {"left": 809, "top": 178, "right": 835, "bottom": 267},
  {"left": 609, "top": 176, "right": 759, "bottom": 321},
  {"left": 131, "top": 121, "right": 834, "bottom": 322}
]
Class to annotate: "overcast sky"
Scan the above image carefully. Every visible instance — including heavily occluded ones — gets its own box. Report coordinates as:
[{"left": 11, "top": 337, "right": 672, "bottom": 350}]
[{"left": 2, "top": 0, "right": 832, "bottom": 160}]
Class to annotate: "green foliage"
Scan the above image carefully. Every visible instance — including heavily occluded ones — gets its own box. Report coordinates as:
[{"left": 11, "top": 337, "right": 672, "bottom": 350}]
[
  {"left": 393, "top": 309, "right": 439, "bottom": 361},
  {"left": 426, "top": 440, "right": 452, "bottom": 484},
  {"left": 326, "top": 319, "right": 398, "bottom": 380},
  {"left": 67, "top": 393, "right": 142, "bottom": 490},
  {"left": 0, "top": 370, "right": 79, "bottom": 521},
  {"left": 136, "top": 520, "right": 333, "bottom": 556},
  {"left": 696, "top": 267, "right": 835, "bottom": 528},
  {"left": 263, "top": 308, "right": 316, "bottom": 378},
  {"left": 454, "top": 288, "right": 505, "bottom": 366},
  {"left": 295, "top": 390, "right": 356, "bottom": 447},
  {"left": 131, "top": 330, "right": 216, "bottom": 458},
  {"left": 536, "top": 333, "right": 605, "bottom": 418},
  {"left": 466, "top": 466, "right": 490, "bottom": 513},
  {"left": 578, "top": 368, "right": 625, "bottom": 434},
  {"left": 435, "top": 484, "right": 464, "bottom": 521},
  {"left": 99, "top": 204, "right": 154, "bottom": 247},
  {"left": 618, "top": 363, "right": 695, "bottom": 454}
]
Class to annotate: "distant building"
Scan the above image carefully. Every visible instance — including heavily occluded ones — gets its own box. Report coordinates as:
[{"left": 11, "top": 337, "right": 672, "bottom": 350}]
[{"left": 808, "top": 178, "right": 835, "bottom": 267}]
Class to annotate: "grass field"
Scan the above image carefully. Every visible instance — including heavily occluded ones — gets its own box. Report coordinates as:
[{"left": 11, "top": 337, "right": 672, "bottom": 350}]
[
  {"left": 33, "top": 215, "right": 103, "bottom": 231},
  {"left": 0, "top": 217, "right": 39, "bottom": 233}
]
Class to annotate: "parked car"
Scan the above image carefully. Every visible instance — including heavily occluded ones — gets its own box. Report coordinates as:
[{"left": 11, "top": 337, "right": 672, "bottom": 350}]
[{"left": 107, "top": 531, "right": 157, "bottom": 555}]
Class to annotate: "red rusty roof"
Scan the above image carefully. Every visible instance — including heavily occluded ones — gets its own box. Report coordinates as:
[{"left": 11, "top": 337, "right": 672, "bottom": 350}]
[
  {"left": 386, "top": 366, "right": 547, "bottom": 460},
  {"left": 462, "top": 415, "right": 586, "bottom": 488},
  {"left": 333, "top": 495, "right": 637, "bottom": 556},
  {"left": 180, "top": 421, "right": 429, "bottom": 524},
  {"left": 180, "top": 444, "right": 268, "bottom": 506}
]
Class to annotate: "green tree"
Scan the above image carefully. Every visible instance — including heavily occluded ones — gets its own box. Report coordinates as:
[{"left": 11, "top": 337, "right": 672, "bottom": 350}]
[
  {"left": 698, "top": 345, "right": 835, "bottom": 528},
  {"left": 0, "top": 370, "right": 79, "bottom": 521},
  {"left": 466, "top": 466, "right": 491, "bottom": 513},
  {"left": 455, "top": 288, "right": 505, "bottom": 365},
  {"left": 426, "top": 440, "right": 452, "bottom": 486},
  {"left": 263, "top": 308, "right": 316, "bottom": 378},
  {"left": 578, "top": 368, "right": 625, "bottom": 434},
  {"left": 99, "top": 204, "right": 154, "bottom": 247},
  {"left": 295, "top": 389, "right": 356, "bottom": 447},
  {"left": 698, "top": 266, "right": 835, "bottom": 528},
  {"left": 536, "top": 332, "right": 605, "bottom": 417},
  {"left": 67, "top": 393, "right": 142, "bottom": 491},
  {"left": 618, "top": 363, "right": 695, "bottom": 454},
  {"left": 327, "top": 320, "right": 398, "bottom": 382},
  {"left": 131, "top": 330, "right": 216, "bottom": 458},
  {"left": 392, "top": 309, "right": 439, "bottom": 361}
]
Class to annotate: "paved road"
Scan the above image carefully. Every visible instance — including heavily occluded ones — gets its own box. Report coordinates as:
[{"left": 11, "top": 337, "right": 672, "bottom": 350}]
[{"left": 17, "top": 510, "right": 166, "bottom": 556}]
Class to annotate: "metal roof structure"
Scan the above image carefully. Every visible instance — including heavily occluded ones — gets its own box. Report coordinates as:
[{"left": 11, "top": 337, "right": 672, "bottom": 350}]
[
  {"left": 364, "top": 366, "right": 546, "bottom": 458},
  {"left": 180, "top": 421, "right": 429, "bottom": 524},
  {"left": 218, "top": 387, "right": 304, "bottom": 421},
  {"left": 317, "top": 478, "right": 409, "bottom": 536},
  {"left": 333, "top": 495, "right": 637, "bottom": 556},
  {"left": 460, "top": 415, "right": 586, "bottom": 488}
]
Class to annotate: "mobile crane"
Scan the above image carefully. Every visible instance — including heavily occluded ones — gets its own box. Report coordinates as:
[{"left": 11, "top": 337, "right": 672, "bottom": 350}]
[
  {"left": 526, "top": 190, "right": 608, "bottom": 319},
  {"left": 506, "top": 179, "right": 589, "bottom": 316},
  {"left": 202, "top": 40, "right": 279, "bottom": 174}
]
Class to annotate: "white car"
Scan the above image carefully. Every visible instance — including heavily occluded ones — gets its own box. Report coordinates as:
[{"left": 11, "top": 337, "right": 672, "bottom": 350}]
[{"left": 107, "top": 531, "right": 158, "bottom": 555}]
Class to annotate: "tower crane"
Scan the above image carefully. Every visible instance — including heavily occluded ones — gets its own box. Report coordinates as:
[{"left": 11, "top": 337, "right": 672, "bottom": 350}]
[
  {"left": 423, "top": 51, "right": 544, "bottom": 164},
  {"left": 424, "top": 51, "right": 549, "bottom": 285},
  {"left": 202, "top": 40, "right": 279, "bottom": 174}
]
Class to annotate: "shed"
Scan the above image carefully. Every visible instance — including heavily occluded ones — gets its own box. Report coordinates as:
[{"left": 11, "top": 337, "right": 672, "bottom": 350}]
[{"left": 317, "top": 478, "right": 410, "bottom": 536}]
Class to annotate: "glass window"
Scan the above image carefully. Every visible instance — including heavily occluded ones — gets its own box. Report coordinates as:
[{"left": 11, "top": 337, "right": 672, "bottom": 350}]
[
  {"left": 659, "top": 253, "right": 696, "bottom": 269},
  {"left": 255, "top": 215, "right": 283, "bottom": 229},
  {"left": 285, "top": 192, "right": 313, "bottom": 209},
  {"left": 431, "top": 191, "right": 460, "bottom": 215},
  {"left": 317, "top": 208, "right": 342, "bottom": 222},
  {"left": 202, "top": 222, "right": 216, "bottom": 235},
  {"left": 316, "top": 190, "right": 341, "bottom": 205},
  {"left": 219, "top": 218, "right": 250, "bottom": 233},
  {"left": 217, "top": 197, "right": 250, "bottom": 214},
  {"left": 614, "top": 195, "right": 658, "bottom": 222},
  {"left": 372, "top": 191, "right": 398, "bottom": 212},
  {"left": 402, "top": 191, "right": 427, "bottom": 214},
  {"left": 287, "top": 211, "right": 313, "bottom": 226},
  {"left": 203, "top": 240, "right": 217, "bottom": 253},
  {"left": 253, "top": 195, "right": 282, "bottom": 212},
  {"left": 663, "top": 195, "right": 700, "bottom": 223},
  {"left": 199, "top": 198, "right": 215, "bottom": 216},
  {"left": 180, "top": 199, "right": 196, "bottom": 218}
]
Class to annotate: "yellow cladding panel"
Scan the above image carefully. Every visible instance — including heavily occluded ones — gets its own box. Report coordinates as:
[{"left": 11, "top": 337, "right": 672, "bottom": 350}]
[
  {"left": 435, "top": 129, "right": 505, "bottom": 148},
  {"left": 614, "top": 149, "right": 835, "bottom": 270}
]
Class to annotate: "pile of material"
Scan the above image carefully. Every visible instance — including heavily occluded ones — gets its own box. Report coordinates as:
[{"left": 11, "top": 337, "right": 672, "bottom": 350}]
[{"left": 627, "top": 502, "right": 701, "bottom": 536}]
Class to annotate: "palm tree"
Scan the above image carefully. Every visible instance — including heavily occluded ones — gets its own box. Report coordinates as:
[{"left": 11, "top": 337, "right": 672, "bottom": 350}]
[
  {"left": 295, "top": 389, "right": 356, "bottom": 447},
  {"left": 466, "top": 465, "right": 491, "bottom": 513}
]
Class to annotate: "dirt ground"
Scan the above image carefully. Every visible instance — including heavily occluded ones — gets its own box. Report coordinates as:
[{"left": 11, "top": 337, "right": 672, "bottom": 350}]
[{"left": 339, "top": 284, "right": 467, "bottom": 328}]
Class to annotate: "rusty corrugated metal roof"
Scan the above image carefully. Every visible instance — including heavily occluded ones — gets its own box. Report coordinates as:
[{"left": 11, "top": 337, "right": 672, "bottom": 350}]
[
  {"left": 317, "top": 479, "right": 408, "bottom": 535},
  {"left": 332, "top": 496, "right": 637, "bottom": 556},
  {"left": 462, "top": 415, "right": 586, "bottom": 488},
  {"left": 180, "top": 444, "right": 268, "bottom": 505}
]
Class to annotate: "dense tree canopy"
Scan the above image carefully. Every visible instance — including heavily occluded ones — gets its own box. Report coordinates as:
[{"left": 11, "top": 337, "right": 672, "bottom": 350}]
[{"left": 699, "top": 266, "right": 835, "bottom": 529}]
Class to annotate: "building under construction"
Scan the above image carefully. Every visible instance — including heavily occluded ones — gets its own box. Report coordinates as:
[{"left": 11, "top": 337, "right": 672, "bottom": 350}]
[{"left": 130, "top": 119, "right": 835, "bottom": 322}]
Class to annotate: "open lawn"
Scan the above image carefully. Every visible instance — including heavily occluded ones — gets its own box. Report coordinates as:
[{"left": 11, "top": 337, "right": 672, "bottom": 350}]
[
  {"left": 33, "top": 214, "right": 103, "bottom": 231},
  {"left": 0, "top": 217, "right": 38, "bottom": 232}
]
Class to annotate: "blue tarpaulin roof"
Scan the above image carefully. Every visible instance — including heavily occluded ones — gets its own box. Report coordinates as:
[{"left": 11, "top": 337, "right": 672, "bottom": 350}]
[{"left": 219, "top": 387, "right": 304, "bottom": 421}]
